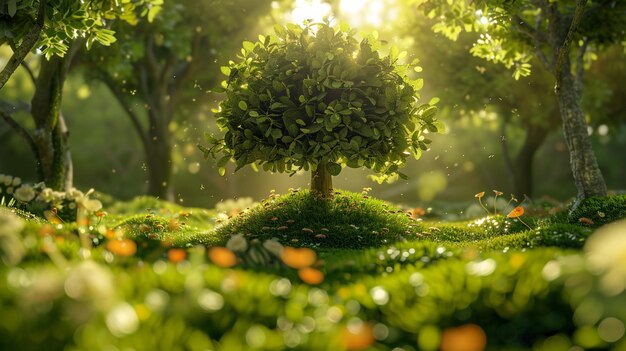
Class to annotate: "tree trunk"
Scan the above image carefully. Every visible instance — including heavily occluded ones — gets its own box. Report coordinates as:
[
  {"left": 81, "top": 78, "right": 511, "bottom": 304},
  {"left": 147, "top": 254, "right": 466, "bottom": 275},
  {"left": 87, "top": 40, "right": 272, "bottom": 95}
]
[
  {"left": 311, "top": 164, "right": 333, "bottom": 198},
  {"left": 30, "top": 55, "right": 72, "bottom": 190},
  {"left": 512, "top": 124, "right": 549, "bottom": 199},
  {"left": 555, "top": 58, "right": 607, "bottom": 203},
  {"left": 145, "top": 119, "right": 173, "bottom": 201}
]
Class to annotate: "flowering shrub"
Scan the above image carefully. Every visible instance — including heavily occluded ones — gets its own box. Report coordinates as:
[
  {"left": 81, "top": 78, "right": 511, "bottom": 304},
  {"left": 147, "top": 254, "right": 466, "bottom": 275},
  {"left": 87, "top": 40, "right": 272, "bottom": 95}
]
[{"left": 0, "top": 173, "right": 102, "bottom": 221}]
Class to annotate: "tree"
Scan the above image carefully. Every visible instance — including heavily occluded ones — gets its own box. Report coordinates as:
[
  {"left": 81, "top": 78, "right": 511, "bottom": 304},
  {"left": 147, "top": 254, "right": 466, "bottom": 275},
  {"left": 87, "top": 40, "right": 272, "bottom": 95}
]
[
  {"left": 398, "top": 16, "right": 560, "bottom": 198},
  {"left": 415, "top": 0, "right": 626, "bottom": 207},
  {"left": 0, "top": 0, "right": 161, "bottom": 190},
  {"left": 83, "top": 0, "right": 273, "bottom": 200},
  {"left": 201, "top": 22, "right": 440, "bottom": 199}
]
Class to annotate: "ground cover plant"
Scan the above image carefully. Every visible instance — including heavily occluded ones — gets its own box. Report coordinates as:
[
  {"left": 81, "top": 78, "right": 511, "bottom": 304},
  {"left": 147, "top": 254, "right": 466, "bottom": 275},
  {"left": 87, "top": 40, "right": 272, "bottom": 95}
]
[{"left": 1, "top": 184, "right": 626, "bottom": 350}]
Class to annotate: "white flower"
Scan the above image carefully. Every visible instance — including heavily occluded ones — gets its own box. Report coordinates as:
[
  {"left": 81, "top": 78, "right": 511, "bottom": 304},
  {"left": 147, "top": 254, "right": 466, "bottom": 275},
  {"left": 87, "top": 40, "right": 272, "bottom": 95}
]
[
  {"left": 263, "top": 239, "right": 284, "bottom": 257},
  {"left": 13, "top": 185, "right": 36, "bottom": 202},
  {"left": 65, "top": 188, "right": 84, "bottom": 201},
  {"left": 2, "top": 175, "right": 12, "bottom": 186},
  {"left": 6, "top": 187, "right": 13, "bottom": 194},
  {"left": 585, "top": 219, "right": 626, "bottom": 296},
  {"left": 81, "top": 198, "right": 102, "bottom": 212},
  {"left": 71, "top": 189, "right": 102, "bottom": 212},
  {"left": 226, "top": 234, "right": 248, "bottom": 252},
  {"left": 38, "top": 188, "right": 55, "bottom": 202},
  {"left": 11, "top": 177, "right": 21, "bottom": 187}
]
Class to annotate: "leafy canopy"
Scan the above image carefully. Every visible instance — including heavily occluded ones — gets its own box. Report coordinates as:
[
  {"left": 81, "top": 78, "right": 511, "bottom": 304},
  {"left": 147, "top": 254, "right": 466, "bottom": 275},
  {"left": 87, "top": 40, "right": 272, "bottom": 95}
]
[
  {"left": 0, "top": 0, "right": 163, "bottom": 59},
  {"left": 202, "top": 22, "right": 440, "bottom": 179},
  {"left": 414, "top": 0, "right": 626, "bottom": 79}
]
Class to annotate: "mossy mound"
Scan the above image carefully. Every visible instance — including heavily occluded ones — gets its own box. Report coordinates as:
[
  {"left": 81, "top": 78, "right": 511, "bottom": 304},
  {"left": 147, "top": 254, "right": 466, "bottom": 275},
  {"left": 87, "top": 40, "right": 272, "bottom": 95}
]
[
  {"left": 213, "top": 189, "right": 424, "bottom": 249},
  {"left": 567, "top": 194, "right": 626, "bottom": 227}
]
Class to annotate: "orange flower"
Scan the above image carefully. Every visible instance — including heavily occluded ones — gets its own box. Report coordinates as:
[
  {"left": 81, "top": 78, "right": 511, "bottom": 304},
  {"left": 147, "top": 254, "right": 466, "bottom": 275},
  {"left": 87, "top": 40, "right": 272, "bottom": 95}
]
[
  {"left": 167, "top": 248, "right": 187, "bottom": 263},
  {"left": 44, "top": 209, "right": 63, "bottom": 224},
  {"left": 411, "top": 207, "right": 426, "bottom": 219},
  {"left": 341, "top": 323, "right": 375, "bottom": 350},
  {"left": 506, "top": 206, "right": 524, "bottom": 218},
  {"left": 208, "top": 247, "right": 237, "bottom": 267},
  {"left": 94, "top": 211, "right": 107, "bottom": 217},
  {"left": 281, "top": 247, "right": 317, "bottom": 269},
  {"left": 106, "top": 239, "right": 137, "bottom": 257},
  {"left": 474, "top": 191, "right": 485, "bottom": 199},
  {"left": 440, "top": 324, "right": 487, "bottom": 351},
  {"left": 298, "top": 267, "right": 324, "bottom": 284},
  {"left": 578, "top": 217, "right": 594, "bottom": 226},
  {"left": 493, "top": 190, "right": 503, "bottom": 196}
]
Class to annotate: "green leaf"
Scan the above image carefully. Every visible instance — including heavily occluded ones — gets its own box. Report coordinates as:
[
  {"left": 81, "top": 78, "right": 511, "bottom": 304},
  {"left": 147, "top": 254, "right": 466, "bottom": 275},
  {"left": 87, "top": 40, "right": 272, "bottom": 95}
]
[
  {"left": 147, "top": 5, "right": 162, "bottom": 22},
  {"left": 220, "top": 66, "right": 231, "bottom": 76},
  {"left": 242, "top": 41, "right": 255, "bottom": 53},
  {"left": 238, "top": 101, "right": 248, "bottom": 111},
  {"left": 218, "top": 167, "right": 226, "bottom": 176},
  {"left": 8, "top": 0, "right": 17, "bottom": 17},
  {"left": 249, "top": 111, "right": 259, "bottom": 117},
  {"left": 327, "top": 162, "right": 341, "bottom": 176}
]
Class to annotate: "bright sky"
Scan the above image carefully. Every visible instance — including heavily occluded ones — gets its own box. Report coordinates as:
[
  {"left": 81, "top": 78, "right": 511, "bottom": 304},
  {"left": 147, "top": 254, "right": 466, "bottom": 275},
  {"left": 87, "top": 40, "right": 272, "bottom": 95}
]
[{"left": 289, "top": 0, "right": 399, "bottom": 28}]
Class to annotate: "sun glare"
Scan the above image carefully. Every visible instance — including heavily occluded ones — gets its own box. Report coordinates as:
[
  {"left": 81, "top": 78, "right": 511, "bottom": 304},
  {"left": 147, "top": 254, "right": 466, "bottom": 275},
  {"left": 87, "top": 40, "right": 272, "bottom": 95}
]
[
  {"left": 290, "top": 0, "right": 332, "bottom": 23},
  {"left": 339, "top": 0, "right": 398, "bottom": 28}
]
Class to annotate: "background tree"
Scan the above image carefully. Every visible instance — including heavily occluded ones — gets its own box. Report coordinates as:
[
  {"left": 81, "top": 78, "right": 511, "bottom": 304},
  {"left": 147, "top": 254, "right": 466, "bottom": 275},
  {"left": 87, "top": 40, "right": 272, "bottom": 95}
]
[
  {"left": 82, "top": 0, "right": 273, "bottom": 200},
  {"left": 414, "top": 0, "right": 626, "bottom": 207},
  {"left": 202, "top": 22, "right": 441, "bottom": 199},
  {"left": 0, "top": 0, "right": 161, "bottom": 190},
  {"left": 400, "top": 17, "right": 560, "bottom": 198}
]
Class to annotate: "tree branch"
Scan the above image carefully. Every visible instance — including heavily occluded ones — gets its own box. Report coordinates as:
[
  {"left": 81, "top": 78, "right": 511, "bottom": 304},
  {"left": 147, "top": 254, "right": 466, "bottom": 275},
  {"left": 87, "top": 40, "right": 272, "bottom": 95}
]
[
  {"left": 0, "top": 0, "right": 46, "bottom": 90},
  {"left": 0, "top": 110, "right": 39, "bottom": 159},
  {"left": 555, "top": 0, "right": 587, "bottom": 86}
]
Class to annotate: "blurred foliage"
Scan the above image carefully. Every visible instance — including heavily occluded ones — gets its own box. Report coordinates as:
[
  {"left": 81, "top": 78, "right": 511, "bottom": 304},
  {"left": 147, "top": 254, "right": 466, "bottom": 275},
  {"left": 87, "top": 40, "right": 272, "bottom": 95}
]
[{"left": 0, "top": 193, "right": 625, "bottom": 350}]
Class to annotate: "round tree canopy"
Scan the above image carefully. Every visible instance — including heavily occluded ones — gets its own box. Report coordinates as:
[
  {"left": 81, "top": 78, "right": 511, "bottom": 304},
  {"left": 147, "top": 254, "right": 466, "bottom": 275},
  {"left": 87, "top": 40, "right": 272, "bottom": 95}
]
[{"left": 202, "top": 22, "right": 440, "bottom": 179}]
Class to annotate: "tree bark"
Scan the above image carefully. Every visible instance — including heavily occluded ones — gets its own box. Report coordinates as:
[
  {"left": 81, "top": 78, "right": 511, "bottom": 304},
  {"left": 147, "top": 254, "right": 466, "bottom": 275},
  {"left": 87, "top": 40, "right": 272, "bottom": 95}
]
[
  {"left": 555, "top": 59, "right": 607, "bottom": 203},
  {"left": 0, "top": 0, "right": 46, "bottom": 90},
  {"left": 30, "top": 55, "right": 69, "bottom": 190},
  {"left": 311, "top": 164, "right": 333, "bottom": 198},
  {"left": 541, "top": 0, "right": 607, "bottom": 209},
  {"left": 512, "top": 124, "right": 550, "bottom": 199},
  {"left": 145, "top": 109, "right": 173, "bottom": 200}
]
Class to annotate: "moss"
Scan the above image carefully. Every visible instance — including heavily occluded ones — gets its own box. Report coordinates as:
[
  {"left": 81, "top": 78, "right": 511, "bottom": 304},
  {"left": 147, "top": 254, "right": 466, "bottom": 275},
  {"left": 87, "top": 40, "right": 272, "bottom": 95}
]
[
  {"left": 531, "top": 223, "right": 593, "bottom": 248},
  {"left": 212, "top": 189, "right": 424, "bottom": 249},
  {"left": 568, "top": 195, "right": 626, "bottom": 227},
  {"left": 114, "top": 214, "right": 222, "bottom": 251},
  {"left": 106, "top": 196, "right": 216, "bottom": 229}
]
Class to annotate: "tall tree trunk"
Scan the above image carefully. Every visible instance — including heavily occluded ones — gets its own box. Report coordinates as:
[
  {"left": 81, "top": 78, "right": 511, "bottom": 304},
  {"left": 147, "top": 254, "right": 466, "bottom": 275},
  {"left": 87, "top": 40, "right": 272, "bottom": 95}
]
[
  {"left": 145, "top": 112, "right": 173, "bottom": 201},
  {"left": 555, "top": 58, "right": 607, "bottom": 203},
  {"left": 512, "top": 124, "right": 549, "bottom": 199},
  {"left": 311, "top": 164, "right": 332, "bottom": 198},
  {"left": 30, "top": 55, "right": 71, "bottom": 190}
]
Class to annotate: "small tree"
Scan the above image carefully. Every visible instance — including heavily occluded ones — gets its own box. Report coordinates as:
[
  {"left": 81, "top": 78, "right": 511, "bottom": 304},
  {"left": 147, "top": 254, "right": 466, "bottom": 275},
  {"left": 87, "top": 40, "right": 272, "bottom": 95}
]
[{"left": 201, "top": 22, "right": 440, "bottom": 198}]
